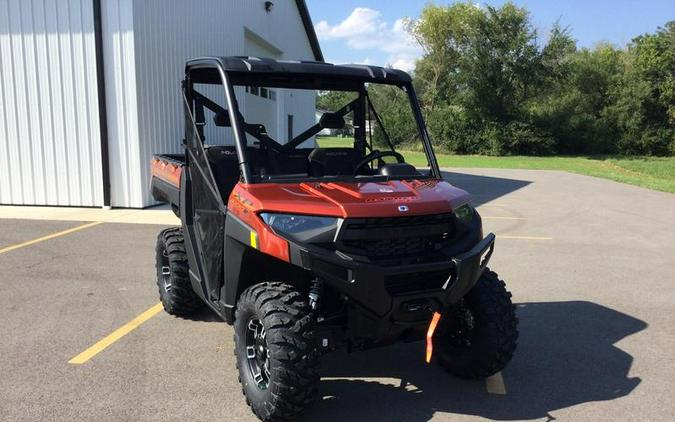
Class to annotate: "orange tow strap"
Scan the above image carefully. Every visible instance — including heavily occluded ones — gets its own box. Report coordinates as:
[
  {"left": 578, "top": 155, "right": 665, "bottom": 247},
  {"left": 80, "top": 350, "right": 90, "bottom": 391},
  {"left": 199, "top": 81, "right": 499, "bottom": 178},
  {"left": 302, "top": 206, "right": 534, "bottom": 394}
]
[{"left": 426, "top": 312, "right": 442, "bottom": 363}]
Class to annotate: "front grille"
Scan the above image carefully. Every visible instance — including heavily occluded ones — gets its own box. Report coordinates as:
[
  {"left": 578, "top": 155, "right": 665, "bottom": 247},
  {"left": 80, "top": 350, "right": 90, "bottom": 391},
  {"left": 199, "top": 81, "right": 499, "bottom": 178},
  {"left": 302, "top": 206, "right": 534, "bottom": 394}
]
[
  {"left": 338, "top": 213, "right": 456, "bottom": 261},
  {"left": 384, "top": 270, "right": 453, "bottom": 295}
]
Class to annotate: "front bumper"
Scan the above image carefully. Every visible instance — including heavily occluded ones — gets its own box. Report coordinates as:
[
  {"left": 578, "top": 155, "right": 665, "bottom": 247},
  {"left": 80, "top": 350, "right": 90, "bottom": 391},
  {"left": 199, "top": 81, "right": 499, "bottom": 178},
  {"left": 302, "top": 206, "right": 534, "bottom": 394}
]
[{"left": 290, "top": 228, "right": 495, "bottom": 318}]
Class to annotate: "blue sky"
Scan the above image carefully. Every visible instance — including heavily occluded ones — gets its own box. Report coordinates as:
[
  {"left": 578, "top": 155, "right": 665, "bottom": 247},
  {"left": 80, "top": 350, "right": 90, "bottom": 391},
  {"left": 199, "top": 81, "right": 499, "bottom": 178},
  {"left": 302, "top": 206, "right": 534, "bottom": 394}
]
[{"left": 305, "top": 0, "right": 675, "bottom": 71}]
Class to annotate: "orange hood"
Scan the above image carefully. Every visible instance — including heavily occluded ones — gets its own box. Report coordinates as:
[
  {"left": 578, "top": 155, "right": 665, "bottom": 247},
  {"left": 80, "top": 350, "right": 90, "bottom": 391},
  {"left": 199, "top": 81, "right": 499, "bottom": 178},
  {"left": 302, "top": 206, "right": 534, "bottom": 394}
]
[{"left": 230, "top": 179, "right": 471, "bottom": 218}]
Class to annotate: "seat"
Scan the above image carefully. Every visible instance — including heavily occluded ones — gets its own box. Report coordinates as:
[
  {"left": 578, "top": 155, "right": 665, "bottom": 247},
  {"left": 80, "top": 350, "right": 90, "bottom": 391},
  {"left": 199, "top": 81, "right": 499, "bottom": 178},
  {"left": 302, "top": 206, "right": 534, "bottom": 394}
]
[
  {"left": 308, "top": 148, "right": 363, "bottom": 176},
  {"left": 267, "top": 149, "right": 312, "bottom": 175},
  {"left": 205, "top": 146, "right": 240, "bottom": 201}
]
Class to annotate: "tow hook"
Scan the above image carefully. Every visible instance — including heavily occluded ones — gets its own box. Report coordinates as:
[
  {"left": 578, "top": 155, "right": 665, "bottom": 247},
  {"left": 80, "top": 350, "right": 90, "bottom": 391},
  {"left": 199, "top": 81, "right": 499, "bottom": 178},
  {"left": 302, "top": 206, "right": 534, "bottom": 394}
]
[{"left": 403, "top": 300, "right": 434, "bottom": 313}]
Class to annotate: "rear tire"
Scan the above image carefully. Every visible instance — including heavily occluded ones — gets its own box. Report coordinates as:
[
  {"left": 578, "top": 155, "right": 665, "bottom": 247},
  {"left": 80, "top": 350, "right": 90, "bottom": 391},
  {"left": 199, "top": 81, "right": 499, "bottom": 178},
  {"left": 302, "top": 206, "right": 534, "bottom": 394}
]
[
  {"left": 234, "top": 282, "right": 319, "bottom": 422},
  {"left": 155, "top": 227, "right": 203, "bottom": 316},
  {"left": 436, "top": 269, "right": 518, "bottom": 379}
]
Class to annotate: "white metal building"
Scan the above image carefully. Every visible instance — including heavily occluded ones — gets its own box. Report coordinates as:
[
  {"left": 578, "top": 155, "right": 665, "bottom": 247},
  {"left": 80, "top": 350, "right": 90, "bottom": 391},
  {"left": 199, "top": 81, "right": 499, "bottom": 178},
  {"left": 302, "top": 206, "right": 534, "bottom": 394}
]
[{"left": 0, "top": 0, "right": 323, "bottom": 208}]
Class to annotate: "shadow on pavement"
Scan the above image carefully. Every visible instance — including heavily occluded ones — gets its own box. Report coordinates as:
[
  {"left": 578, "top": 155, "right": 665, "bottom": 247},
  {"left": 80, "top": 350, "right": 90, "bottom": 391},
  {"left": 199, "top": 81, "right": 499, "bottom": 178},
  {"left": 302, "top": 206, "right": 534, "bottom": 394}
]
[
  {"left": 302, "top": 301, "right": 646, "bottom": 422},
  {"left": 180, "top": 306, "right": 223, "bottom": 323},
  {"left": 441, "top": 171, "right": 531, "bottom": 206}
]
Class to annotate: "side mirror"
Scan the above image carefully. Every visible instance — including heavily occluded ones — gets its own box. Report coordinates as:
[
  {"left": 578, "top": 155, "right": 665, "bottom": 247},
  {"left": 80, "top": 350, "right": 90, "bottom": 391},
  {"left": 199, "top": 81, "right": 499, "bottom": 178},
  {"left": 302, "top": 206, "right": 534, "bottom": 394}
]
[{"left": 319, "top": 112, "right": 345, "bottom": 130}]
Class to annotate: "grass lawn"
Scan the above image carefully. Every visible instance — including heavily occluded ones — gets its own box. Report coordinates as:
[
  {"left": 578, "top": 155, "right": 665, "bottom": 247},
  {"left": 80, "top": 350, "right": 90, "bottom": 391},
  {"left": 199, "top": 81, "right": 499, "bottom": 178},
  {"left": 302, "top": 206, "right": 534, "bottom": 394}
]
[{"left": 317, "top": 136, "right": 675, "bottom": 193}]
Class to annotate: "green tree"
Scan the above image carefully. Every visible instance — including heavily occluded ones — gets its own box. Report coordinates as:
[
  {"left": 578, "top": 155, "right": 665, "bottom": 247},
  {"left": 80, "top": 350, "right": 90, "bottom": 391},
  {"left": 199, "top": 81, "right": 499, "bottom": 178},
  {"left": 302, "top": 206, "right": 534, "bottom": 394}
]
[
  {"left": 529, "top": 43, "right": 624, "bottom": 154},
  {"left": 316, "top": 90, "right": 357, "bottom": 112},
  {"left": 321, "top": 5, "right": 674, "bottom": 157},
  {"left": 611, "top": 21, "right": 675, "bottom": 155},
  {"left": 410, "top": 2, "right": 574, "bottom": 155},
  {"left": 367, "top": 84, "right": 419, "bottom": 148},
  {"left": 409, "top": 3, "right": 481, "bottom": 112}
]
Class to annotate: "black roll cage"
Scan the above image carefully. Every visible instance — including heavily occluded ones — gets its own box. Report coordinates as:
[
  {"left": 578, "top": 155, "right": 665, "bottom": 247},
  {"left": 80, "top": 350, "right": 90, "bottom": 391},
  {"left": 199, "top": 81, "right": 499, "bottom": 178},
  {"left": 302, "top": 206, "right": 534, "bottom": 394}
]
[{"left": 182, "top": 57, "right": 442, "bottom": 183}]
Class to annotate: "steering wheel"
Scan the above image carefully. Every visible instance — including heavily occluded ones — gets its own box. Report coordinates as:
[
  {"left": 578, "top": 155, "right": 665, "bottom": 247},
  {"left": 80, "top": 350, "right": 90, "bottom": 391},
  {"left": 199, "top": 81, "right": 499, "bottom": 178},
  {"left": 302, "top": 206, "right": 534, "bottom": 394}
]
[{"left": 352, "top": 150, "right": 405, "bottom": 176}]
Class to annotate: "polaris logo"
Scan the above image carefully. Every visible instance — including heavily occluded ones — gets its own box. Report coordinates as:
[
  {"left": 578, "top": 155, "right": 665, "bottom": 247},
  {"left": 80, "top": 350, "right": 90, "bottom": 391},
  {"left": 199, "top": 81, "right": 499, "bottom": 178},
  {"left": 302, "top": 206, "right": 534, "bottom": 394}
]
[{"left": 398, "top": 205, "right": 409, "bottom": 212}]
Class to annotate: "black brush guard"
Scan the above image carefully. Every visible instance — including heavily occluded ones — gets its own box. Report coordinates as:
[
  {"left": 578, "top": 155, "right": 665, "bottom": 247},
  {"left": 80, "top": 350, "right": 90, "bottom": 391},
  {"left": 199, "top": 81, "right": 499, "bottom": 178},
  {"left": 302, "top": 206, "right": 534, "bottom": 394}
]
[{"left": 289, "top": 229, "right": 495, "bottom": 347}]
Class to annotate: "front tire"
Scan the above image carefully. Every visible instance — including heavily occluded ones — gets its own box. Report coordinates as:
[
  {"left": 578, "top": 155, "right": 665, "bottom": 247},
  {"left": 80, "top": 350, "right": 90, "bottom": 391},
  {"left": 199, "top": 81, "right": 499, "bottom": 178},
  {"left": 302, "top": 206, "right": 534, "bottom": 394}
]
[
  {"left": 436, "top": 269, "right": 518, "bottom": 379},
  {"left": 234, "top": 282, "right": 319, "bottom": 422},
  {"left": 155, "top": 227, "right": 203, "bottom": 316}
]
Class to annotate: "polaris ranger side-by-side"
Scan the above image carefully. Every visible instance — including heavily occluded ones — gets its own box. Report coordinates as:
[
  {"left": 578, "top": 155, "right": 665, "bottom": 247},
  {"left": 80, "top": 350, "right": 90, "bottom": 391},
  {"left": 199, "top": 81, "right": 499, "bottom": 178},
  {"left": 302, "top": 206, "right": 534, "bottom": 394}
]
[{"left": 151, "top": 56, "right": 518, "bottom": 421}]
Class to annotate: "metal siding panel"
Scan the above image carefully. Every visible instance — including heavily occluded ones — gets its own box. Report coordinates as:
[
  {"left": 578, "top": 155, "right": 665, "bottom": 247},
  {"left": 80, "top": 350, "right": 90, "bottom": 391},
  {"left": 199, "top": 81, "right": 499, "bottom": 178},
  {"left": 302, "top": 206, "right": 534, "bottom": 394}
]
[
  {"left": 82, "top": 0, "right": 102, "bottom": 206},
  {"left": 0, "top": 33, "right": 10, "bottom": 203},
  {"left": 70, "top": 0, "right": 92, "bottom": 205},
  {"left": 102, "top": 0, "right": 143, "bottom": 207},
  {"left": 57, "top": 1, "right": 79, "bottom": 205},
  {"left": 0, "top": 0, "right": 17, "bottom": 203},
  {"left": 103, "top": 0, "right": 125, "bottom": 206},
  {"left": 0, "top": 0, "right": 102, "bottom": 206},
  {"left": 20, "top": 0, "right": 42, "bottom": 204},
  {"left": 33, "top": 0, "right": 57, "bottom": 204},
  {"left": 7, "top": 0, "right": 30, "bottom": 204},
  {"left": 46, "top": 0, "right": 71, "bottom": 205}
]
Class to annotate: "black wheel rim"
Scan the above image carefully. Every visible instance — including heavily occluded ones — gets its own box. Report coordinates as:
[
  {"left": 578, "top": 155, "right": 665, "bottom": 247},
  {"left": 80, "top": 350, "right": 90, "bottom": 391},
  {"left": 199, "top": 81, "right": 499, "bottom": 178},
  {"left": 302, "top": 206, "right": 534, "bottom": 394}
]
[
  {"left": 447, "top": 306, "right": 476, "bottom": 348},
  {"left": 245, "top": 318, "right": 271, "bottom": 390},
  {"left": 158, "top": 246, "right": 172, "bottom": 294}
]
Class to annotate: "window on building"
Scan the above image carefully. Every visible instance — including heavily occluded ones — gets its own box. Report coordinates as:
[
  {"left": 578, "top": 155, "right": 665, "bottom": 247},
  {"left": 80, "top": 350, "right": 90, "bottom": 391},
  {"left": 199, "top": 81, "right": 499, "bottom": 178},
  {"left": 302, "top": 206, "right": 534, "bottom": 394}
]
[
  {"left": 287, "top": 114, "right": 294, "bottom": 142},
  {"left": 245, "top": 86, "right": 276, "bottom": 101}
]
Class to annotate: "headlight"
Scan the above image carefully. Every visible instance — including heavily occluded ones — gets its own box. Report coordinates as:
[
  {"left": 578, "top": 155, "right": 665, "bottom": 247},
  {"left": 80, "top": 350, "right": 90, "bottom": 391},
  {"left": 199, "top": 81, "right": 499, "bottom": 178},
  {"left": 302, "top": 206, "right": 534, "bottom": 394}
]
[
  {"left": 260, "top": 213, "right": 340, "bottom": 244},
  {"left": 453, "top": 203, "right": 474, "bottom": 225}
]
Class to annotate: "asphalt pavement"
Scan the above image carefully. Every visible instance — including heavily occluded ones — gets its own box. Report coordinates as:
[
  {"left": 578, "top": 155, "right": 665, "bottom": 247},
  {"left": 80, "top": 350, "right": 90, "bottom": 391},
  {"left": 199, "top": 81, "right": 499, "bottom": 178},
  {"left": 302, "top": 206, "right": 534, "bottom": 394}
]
[{"left": 1, "top": 168, "right": 674, "bottom": 421}]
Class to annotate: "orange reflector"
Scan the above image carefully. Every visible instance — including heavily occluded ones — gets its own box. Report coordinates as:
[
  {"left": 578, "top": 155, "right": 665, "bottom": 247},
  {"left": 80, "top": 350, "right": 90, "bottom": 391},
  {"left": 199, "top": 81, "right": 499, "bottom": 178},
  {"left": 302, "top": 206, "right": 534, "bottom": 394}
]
[{"left": 426, "top": 312, "right": 442, "bottom": 363}]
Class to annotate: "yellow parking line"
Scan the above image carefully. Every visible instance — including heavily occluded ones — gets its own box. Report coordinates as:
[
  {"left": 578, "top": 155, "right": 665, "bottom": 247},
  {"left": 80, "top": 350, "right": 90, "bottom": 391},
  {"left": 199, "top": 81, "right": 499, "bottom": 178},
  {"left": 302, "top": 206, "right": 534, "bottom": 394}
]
[
  {"left": 0, "top": 221, "right": 103, "bottom": 255},
  {"left": 498, "top": 235, "right": 553, "bottom": 240},
  {"left": 485, "top": 372, "right": 507, "bottom": 395},
  {"left": 69, "top": 302, "right": 164, "bottom": 364},
  {"left": 482, "top": 216, "right": 526, "bottom": 220}
]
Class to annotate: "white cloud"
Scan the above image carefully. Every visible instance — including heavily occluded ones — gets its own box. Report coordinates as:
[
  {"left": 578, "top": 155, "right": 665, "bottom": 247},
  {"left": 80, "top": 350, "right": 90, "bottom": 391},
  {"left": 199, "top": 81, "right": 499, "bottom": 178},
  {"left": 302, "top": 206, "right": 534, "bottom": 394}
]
[
  {"left": 315, "top": 8, "right": 422, "bottom": 72},
  {"left": 356, "top": 57, "right": 375, "bottom": 66},
  {"left": 326, "top": 57, "right": 376, "bottom": 67},
  {"left": 390, "top": 57, "right": 416, "bottom": 72},
  {"left": 315, "top": 8, "right": 384, "bottom": 39}
]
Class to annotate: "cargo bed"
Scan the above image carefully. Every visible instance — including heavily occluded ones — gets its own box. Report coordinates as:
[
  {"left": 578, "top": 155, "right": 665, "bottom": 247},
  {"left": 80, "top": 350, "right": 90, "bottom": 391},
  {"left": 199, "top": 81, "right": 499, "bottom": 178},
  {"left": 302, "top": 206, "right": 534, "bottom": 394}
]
[{"left": 151, "top": 154, "right": 185, "bottom": 215}]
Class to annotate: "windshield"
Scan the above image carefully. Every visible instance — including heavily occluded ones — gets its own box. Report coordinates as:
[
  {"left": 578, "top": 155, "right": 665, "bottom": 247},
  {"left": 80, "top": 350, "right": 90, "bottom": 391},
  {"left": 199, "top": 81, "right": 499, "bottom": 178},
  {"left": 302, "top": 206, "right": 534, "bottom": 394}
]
[{"left": 191, "top": 78, "right": 437, "bottom": 183}]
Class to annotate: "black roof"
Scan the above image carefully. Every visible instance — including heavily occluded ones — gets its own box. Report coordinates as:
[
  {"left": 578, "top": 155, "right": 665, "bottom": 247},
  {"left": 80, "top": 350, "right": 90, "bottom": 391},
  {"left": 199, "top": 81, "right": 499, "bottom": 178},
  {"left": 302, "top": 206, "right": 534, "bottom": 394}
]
[{"left": 186, "top": 56, "right": 412, "bottom": 89}]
